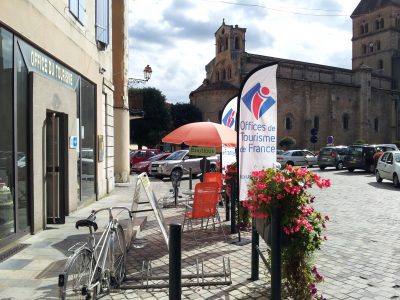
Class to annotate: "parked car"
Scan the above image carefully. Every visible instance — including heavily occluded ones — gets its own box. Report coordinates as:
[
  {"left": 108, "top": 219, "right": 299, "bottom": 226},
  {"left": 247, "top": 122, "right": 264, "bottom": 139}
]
[
  {"left": 132, "top": 152, "right": 170, "bottom": 174},
  {"left": 344, "top": 144, "right": 399, "bottom": 173},
  {"left": 149, "top": 149, "right": 218, "bottom": 179},
  {"left": 130, "top": 149, "right": 159, "bottom": 169},
  {"left": 317, "top": 146, "right": 348, "bottom": 170},
  {"left": 276, "top": 150, "right": 317, "bottom": 167},
  {"left": 375, "top": 150, "right": 400, "bottom": 187}
]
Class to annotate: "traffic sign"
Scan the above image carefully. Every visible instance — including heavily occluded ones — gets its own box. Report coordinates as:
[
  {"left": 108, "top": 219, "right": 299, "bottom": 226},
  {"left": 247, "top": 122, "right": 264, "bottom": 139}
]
[
  {"left": 310, "top": 136, "right": 318, "bottom": 144},
  {"left": 310, "top": 128, "right": 318, "bottom": 136},
  {"left": 327, "top": 136, "right": 334, "bottom": 144}
]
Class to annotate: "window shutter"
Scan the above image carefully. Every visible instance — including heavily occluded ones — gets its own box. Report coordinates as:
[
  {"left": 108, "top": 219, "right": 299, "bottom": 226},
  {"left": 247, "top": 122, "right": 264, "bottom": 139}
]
[{"left": 96, "top": 0, "right": 109, "bottom": 46}]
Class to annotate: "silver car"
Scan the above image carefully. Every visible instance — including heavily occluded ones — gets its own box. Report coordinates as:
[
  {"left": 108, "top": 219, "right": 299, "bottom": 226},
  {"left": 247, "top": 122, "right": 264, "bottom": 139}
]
[
  {"left": 376, "top": 150, "right": 400, "bottom": 187},
  {"left": 277, "top": 150, "right": 317, "bottom": 167},
  {"left": 149, "top": 150, "right": 218, "bottom": 179}
]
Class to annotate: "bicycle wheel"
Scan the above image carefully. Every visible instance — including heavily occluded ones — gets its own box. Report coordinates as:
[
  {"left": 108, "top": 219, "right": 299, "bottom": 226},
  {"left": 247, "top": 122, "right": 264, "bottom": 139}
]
[
  {"left": 61, "top": 248, "right": 97, "bottom": 300},
  {"left": 110, "top": 224, "right": 126, "bottom": 288}
]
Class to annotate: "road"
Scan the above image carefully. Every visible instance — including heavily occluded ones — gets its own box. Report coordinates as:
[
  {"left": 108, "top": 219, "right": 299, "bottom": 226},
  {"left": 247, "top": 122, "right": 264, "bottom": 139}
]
[{"left": 310, "top": 167, "right": 400, "bottom": 299}]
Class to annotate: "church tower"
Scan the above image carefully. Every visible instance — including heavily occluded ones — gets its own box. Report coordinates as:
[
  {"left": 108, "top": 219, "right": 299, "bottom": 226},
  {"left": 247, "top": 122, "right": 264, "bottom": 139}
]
[
  {"left": 351, "top": 0, "right": 400, "bottom": 88},
  {"left": 210, "top": 19, "right": 246, "bottom": 87}
]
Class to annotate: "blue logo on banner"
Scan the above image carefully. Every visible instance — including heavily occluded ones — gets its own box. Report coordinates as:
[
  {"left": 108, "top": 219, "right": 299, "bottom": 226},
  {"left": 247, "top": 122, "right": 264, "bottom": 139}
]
[
  {"left": 242, "top": 83, "right": 276, "bottom": 120},
  {"left": 222, "top": 108, "right": 236, "bottom": 128}
]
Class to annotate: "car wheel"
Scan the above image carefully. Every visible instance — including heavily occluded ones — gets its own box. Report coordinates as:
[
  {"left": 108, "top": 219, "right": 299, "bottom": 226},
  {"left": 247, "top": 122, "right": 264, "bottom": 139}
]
[
  {"left": 286, "top": 161, "right": 294, "bottom": 166},
  {"left": 170, "top": 168, "right": 183, "bottom": 181},
  {"left": 375, "top": 170, "right": 382, "bottom": 183},
  {"left": 319, "top": 166, "right": 326, "bottom": 170},
  {"left": 336, "top": 161, "right": 344, "bottom": 170},
  {"left": 394, "top": 174, "right": 400, "bottom": 188},
  {"left": 348, "top": 168, "right": 354, "bottom": 172}
]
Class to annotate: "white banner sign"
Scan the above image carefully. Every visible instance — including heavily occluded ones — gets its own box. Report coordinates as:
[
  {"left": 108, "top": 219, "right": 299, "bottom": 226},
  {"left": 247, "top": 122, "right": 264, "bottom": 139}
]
[
  {"left": 221, "top": 97, "right": 237, "bottom": 173},
  {"left": 238, "top": 64, "right": 278, "bottom": 201}
]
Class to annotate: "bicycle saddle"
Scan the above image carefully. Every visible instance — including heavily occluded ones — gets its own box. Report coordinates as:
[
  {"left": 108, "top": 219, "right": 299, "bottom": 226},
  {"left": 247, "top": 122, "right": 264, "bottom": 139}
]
[{"left": 75, "top": 214, "right": 98, "bottom": 231}]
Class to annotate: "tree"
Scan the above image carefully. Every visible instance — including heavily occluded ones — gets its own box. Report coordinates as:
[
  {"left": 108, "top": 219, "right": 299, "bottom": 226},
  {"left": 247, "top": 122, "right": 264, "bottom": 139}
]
[
  {"left": 354, "top": 138, "right": 367, "bottom": 144},
  {"left": 130, "top": 87, "right": 172, "bottom": 148},
  {"left": 170, "top": 102, "right": 202, "bottom": 129},
  {"left": 279, "top": 136, "right": 296, "bottom": 150}
]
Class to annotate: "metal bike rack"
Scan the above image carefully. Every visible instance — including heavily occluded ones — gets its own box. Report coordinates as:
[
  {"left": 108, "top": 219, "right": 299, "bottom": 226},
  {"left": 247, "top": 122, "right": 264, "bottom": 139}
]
[{"left": 120, "top": 257, "right": 231, "bottom": 290}]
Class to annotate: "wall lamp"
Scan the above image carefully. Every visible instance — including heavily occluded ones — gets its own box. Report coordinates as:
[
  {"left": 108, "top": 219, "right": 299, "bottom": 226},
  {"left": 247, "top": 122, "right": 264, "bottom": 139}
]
[{"left": 128, "top": 65, "right": 153, "bottom": 87}]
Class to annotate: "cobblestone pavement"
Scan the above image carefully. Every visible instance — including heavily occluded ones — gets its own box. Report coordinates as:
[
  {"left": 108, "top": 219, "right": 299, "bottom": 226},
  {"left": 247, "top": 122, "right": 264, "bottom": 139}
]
[{"left": 0, "top": 169, "right": 399, "bottom": 299}]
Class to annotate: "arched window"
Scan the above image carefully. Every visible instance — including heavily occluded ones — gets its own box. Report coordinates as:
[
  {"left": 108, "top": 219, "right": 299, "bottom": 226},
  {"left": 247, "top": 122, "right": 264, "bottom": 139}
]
[
  {"left": 235, "top": 36, "right": 240, "bottom": 49},
  {"left": 343, "top": 114, "right": 349, "bottom": 130},
  {"left": 228, "top": 67, "right": 232, "bottom": 79},
  {"left": 362, "top": 44, "right": 367, "bottom": 54},
  {"left": 218, "top": 40, "right": 223, "bottom": 53},
  {"left": 222, "top": 69, "right": 226, "bottom": 80},
  {"left": 374, "top": 118, "right": 379, "bottom": 132},
  {"left": 216, "top": 71, "right": 220, "bottom": 82},
  {"left": 285, "top": 116, "right": 293, "bottom": 130},
  {"left": 380, "top": 18, "right": 384, "bottom": 29},
  {"left": 314, "top": 116, "right": 319, "bottom": 130}
]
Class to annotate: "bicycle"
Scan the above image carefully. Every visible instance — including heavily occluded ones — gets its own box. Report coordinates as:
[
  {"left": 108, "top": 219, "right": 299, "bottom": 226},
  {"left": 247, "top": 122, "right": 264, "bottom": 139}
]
[{"left": 59, "top": 207, "right": 133, "bottom": 299}]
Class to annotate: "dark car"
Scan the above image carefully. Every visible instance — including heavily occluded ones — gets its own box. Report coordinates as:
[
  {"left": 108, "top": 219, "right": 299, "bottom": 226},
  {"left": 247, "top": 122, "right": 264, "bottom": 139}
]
[
  {"left": 317, "top": 146, "right": 348, "bottom": 170},
  {"left": 344, "top": 144, "right": 399, "bottom": 173},
  {"left": 130, "top": 149, "right": 159, "bottom": 170}
]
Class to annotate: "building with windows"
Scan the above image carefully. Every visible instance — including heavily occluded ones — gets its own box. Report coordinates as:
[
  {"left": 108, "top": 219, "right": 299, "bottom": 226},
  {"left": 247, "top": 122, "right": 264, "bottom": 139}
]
[
  {"left": 190, "top": 0, "right": 400, "bottom": 149},
  {"left": 0, "top": 0, "right": 129, "bottom": 247}
]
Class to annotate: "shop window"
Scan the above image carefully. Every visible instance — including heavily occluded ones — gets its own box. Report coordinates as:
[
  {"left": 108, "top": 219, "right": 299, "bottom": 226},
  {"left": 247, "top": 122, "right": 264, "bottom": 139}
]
[
  {"left": 343, "top": 114, "right": 349, "bottom": 130},
  {"left": 69, "top": 0, "right": 86, "bottom": 25},
  {"left": 96, "top": 0, "right": 109, "bottom": 48},
  {"left": 0, "top": 27, "right": 15, "bottom": 238},
  {"left": 80, "top": 78, "right": 96, "bottom": 202},
  {"left": 374, "top": 118, "right": 379, "bottom": 132}
]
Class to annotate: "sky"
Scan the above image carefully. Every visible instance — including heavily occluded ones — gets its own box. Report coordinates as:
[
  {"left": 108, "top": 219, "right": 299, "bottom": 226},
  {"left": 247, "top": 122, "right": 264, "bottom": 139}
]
[{"left": 128, "top": 0, "right": 361, "bottom": 104}]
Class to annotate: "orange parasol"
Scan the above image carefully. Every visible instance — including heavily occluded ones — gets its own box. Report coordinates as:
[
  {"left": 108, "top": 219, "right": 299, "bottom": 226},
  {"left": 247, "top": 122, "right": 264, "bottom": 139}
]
[{"left": 162, "top": 121, "right": 237, "bottom": 147}]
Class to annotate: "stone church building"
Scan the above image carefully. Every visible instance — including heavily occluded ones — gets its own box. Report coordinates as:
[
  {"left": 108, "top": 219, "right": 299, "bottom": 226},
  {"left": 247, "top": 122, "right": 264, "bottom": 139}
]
[{"left": 190, "top": 0, "right": 400, "bottom": 150}]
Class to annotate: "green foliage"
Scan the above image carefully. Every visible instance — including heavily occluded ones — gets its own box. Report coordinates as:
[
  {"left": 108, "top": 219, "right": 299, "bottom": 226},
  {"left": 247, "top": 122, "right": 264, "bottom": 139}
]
[
  {"left": 130, "top": 87, "right": 172, "bottom": 148},
  {"left": 354, "top": 138, "right": 367, "bottom": 144},
  {"left": 170, "top": 102, "right": 202, "bottom": 129},
  {"left": 279, "top": 136, "right": 296, "bottom": 150}
]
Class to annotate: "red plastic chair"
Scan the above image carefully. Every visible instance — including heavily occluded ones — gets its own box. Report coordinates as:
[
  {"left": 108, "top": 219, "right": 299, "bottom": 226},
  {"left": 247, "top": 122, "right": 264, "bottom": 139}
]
[
  {"left": 182, "top": 182, "right": 225, "bottom": 240},
  {"left": 204, "top": 172, "right": 224, "bottom": 205}
]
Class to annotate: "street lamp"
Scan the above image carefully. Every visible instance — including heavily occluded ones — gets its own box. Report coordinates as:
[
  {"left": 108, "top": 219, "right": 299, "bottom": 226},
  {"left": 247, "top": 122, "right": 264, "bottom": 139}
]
[{"left": 128, "top": 65, "right": 153, "bottom": 87}]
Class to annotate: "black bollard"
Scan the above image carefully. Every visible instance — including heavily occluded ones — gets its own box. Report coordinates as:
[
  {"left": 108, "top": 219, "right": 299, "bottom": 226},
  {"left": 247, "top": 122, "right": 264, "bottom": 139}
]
[
  {"left": 271, "top": 206, "right": 282, "bottom": 300},
  {"left": 169, "top": 223, "right": 182, "bottom": 300},
  {"left": 250, "top": 219, "right": 259, "bottom": 280},
  {"left": 230, "top": 180, "right": 237, "bottom": 234},
  {"left": 225, "top": 192, "right": 230, "bottom": 222},
  {"left": 189, "top": 168, "right": 193, "bottom": 191}
]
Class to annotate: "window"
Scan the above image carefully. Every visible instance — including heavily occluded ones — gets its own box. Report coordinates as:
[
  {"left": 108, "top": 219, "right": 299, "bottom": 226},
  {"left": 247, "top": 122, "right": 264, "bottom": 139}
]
[
  {"left": 378, "top": 60, "right": 383, "bottom": 70},
  {"left": 362, "top": 44, "right": 367, "bottom": 54},
  {"left": 314, "top": 116, "right": 319, "bottom": 129},
  {"left": 376, "top": 40, "right": 381, "bottom": 51},
  {"left": 379, "top": 18, "right": 384, "bottom": 29},
  {"left": 369, "top": 42, "right": 374, "bottom": 53},
  {"left": 374, "top": 118, "right": 379, "bottom": 132},
  {"left": 227, "top": 67, "right": 232, "bottom": 79},
  {"left": 387, "top": 153, "right": 393, "bottom": 164},
  {"left": 225, "top": 38, "right": 228, "bottom": 50},
  {"left": 343, "top": 114, "right": 349, "bottom": 130},
  {"left": 365, "top": 23, "right": 369, "bottom": 33},
  {"left": 381, "top": 152, "right": 389, "bottom": 162},
  {"left": 285, "top": 116, "right": 293, "bottom": 130},
  {"left": 69, "top": 0, "right": 86, "bottom": 24},
  {"left": 96, "top": 0, "right": 109, "bottom": 47},
  {"left": 375, "top": 19, "right": 380, "bottom": 30},
  {"left": 222, "top": 69, "right": 226, "bottom": 80},
  {"left": 235, "top": 36, "right": 240, "bottom": 49}
]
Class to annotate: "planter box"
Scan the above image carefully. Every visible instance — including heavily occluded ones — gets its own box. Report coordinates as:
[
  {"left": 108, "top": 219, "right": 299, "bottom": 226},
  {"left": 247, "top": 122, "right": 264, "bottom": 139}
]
[{"left": 255, "top": 217, "right": 271, "bottom": 246}]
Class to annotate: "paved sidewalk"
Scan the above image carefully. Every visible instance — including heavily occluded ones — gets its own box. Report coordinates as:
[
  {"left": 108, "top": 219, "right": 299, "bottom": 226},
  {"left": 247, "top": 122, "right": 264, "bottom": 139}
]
[{"left": 0, "top": 175, "right": 270, "bottom": 300}]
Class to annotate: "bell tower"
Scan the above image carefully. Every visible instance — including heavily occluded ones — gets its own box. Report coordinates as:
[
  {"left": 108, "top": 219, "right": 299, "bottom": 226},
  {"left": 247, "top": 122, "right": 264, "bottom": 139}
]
[
  {"left": 351, "top": 0, "right": 400, "bottom": 88},
  {"left": 212, "top": 20, "right": 246, "bottom": 86}
]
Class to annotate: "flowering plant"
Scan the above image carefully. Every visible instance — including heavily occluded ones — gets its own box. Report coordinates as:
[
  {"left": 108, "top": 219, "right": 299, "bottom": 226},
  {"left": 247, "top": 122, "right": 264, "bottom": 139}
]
[
  {"left": 244, "top": 165, "right": 330, "bottom": 299},
  {"left": 223, "top": 162, "right": 251, "bottom": 230}
]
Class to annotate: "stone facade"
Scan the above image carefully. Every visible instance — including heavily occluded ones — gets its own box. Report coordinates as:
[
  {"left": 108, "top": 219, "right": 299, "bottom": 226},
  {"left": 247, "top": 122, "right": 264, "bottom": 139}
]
[{"left": 190, "top": 2, "right": 400, "bottom": 150}]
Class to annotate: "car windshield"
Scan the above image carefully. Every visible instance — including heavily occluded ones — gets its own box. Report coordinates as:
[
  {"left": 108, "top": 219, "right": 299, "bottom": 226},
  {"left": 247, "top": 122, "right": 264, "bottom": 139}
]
[
  {"left": 165, "top": 150, "right": 187, "bottom": 160},
  {"left": 395, "top": 153, "right": 400, "bottom": 162},
  {"left": 282, "top": 151, "right": 291, "bottom": 155}
]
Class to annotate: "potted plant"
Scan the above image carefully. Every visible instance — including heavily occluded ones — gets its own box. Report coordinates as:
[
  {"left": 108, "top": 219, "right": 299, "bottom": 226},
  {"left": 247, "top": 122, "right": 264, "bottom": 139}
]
[{"left": 244, "top": 165, "right": 330, "bottom": 299}]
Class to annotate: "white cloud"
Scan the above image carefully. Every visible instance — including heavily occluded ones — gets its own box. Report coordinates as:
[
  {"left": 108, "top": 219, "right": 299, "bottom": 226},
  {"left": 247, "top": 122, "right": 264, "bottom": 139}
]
[{"left": 128, "top": 0, "right": 360, "bottom": 103}]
